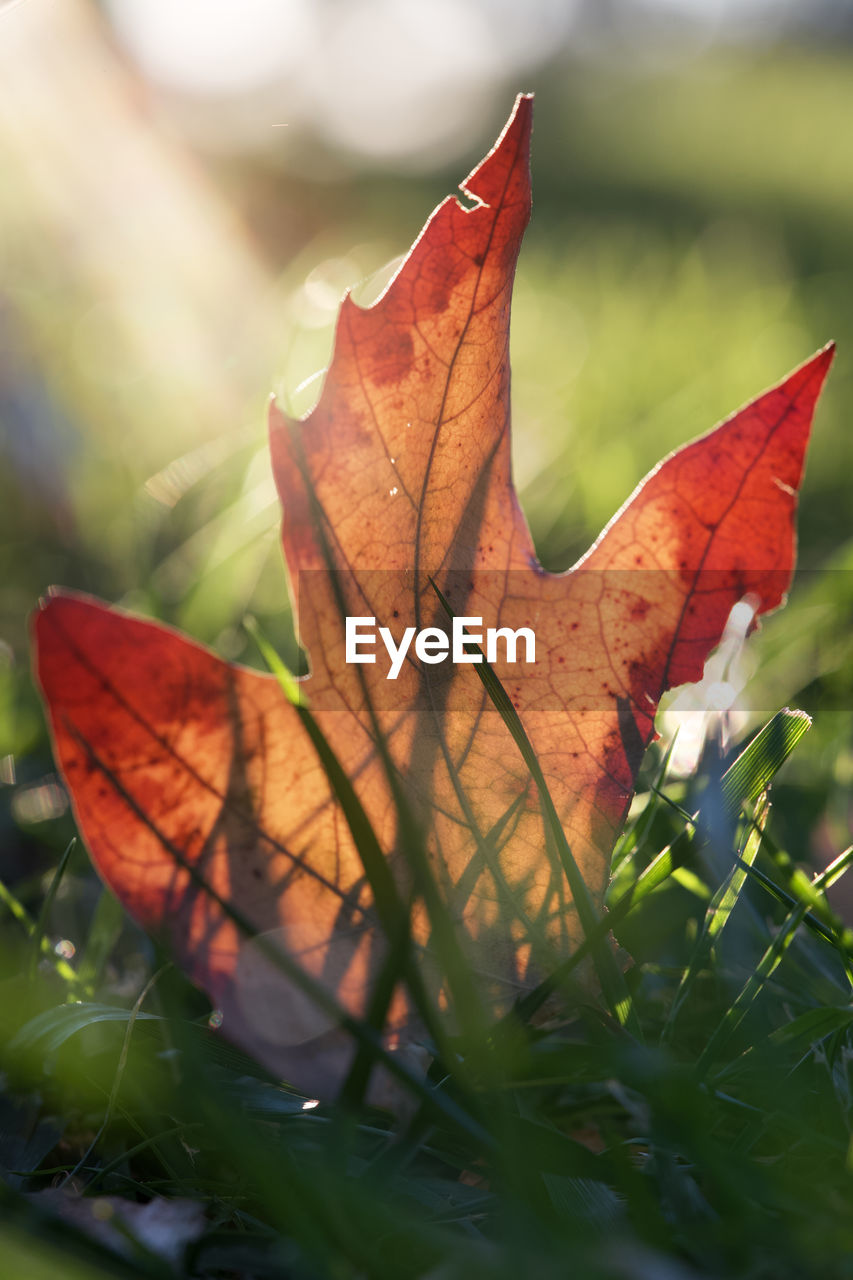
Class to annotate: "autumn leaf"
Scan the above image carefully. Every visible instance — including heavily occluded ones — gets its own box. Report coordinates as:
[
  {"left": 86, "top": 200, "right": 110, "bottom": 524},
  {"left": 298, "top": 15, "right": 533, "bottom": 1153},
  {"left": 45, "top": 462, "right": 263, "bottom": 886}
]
[{"left": 34, "top": 95, "right": 833, "bottom": 1099}]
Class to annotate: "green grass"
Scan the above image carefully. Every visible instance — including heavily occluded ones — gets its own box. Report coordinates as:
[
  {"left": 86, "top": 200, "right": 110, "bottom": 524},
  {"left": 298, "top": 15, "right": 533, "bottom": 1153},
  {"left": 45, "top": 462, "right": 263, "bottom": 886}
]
[{"left": 4, "top": 704, "right": 853, "bottom": 1279}]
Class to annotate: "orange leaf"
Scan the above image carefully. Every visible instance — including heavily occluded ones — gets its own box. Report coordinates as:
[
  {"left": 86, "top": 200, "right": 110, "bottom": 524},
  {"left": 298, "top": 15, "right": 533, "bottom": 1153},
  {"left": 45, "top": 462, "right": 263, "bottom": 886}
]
[{"left": 34, "top": 95, "right": 833, "bottom": 1097}]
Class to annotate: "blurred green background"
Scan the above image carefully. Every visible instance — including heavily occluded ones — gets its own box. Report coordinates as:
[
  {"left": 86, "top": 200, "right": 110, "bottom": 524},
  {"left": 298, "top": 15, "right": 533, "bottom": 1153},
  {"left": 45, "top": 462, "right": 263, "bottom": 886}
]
[{"left": 1, "top": 0, "right": 852, "bottom": 911}]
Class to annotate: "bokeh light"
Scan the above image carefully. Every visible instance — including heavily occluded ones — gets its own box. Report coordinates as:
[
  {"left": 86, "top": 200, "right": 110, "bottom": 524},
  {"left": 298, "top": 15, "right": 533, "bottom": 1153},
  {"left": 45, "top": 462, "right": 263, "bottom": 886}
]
[{"left": 104, "top": 0, "right": 579, "bottom": 164}]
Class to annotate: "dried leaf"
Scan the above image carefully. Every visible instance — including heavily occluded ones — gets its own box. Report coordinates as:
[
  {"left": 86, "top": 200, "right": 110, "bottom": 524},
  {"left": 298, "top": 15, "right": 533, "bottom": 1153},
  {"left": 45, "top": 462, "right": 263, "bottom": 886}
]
[{"left": 34, "top": 96, "right": 833, "bottom": 1096}]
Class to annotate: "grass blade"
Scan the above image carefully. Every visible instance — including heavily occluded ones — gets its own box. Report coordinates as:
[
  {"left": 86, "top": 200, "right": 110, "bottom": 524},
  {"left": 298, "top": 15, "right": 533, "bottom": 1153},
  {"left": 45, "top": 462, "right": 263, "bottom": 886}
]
[
  {"left": 428, "top": 580, "right": 641, "bottom": 1038},
  {"left": 662, "top": 794, "right": 770, "bottom": 1040},
  {"left": 695, "top": 898, "right": 809, "bottom": 1080},
  {"left": 27, "top": 837, "right": 75, "bottom": 981},
  {"left": 719, "top": 709, "right": 811, "bottom": 822}
]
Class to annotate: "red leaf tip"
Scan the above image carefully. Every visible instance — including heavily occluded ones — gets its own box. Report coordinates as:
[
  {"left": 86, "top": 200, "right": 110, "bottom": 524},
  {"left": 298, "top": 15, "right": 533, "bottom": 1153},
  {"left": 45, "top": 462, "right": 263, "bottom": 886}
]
[
  {"left": 809, "top": 339, "right": 835, "bottom": 374},
  {"left": 780, "top": 341, "right": 835, "bottom": 408},
  {"left": 459, "top": 93, "right": 533, "bottom": 212}
]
